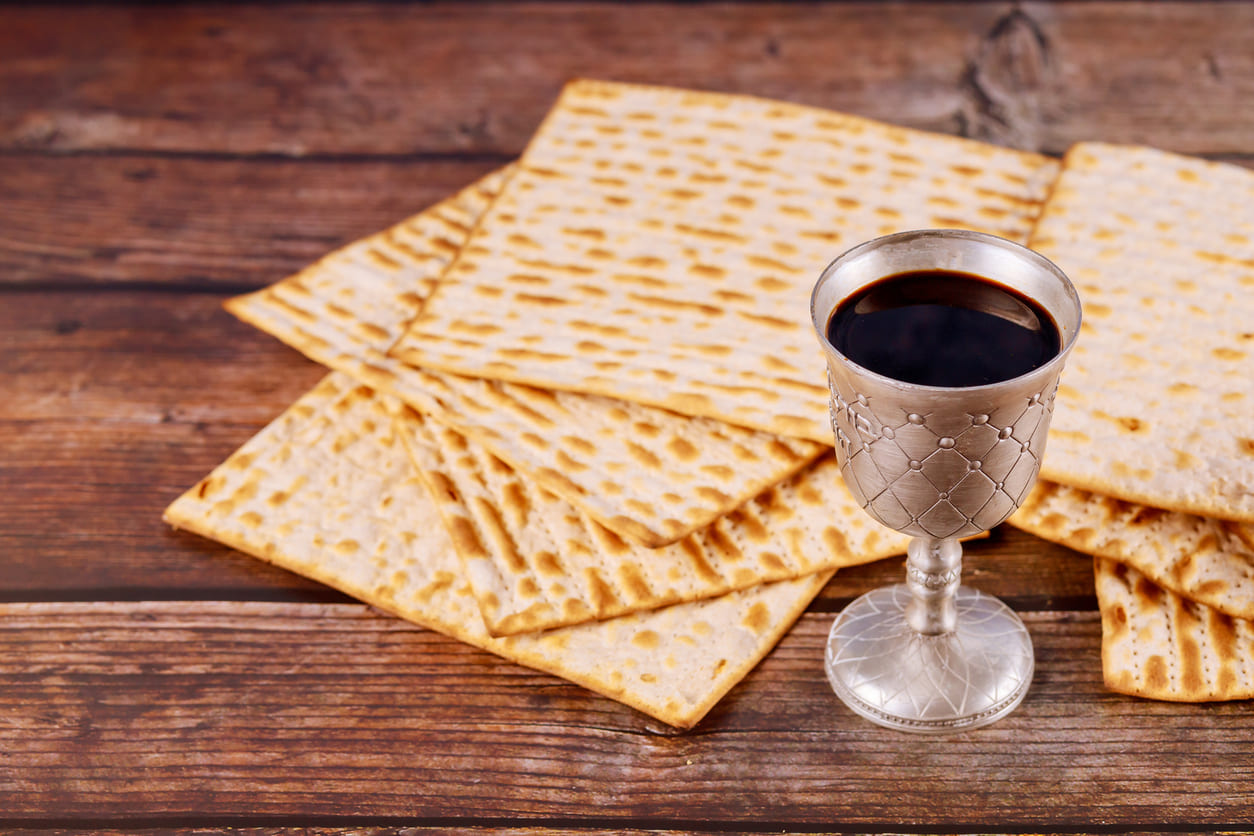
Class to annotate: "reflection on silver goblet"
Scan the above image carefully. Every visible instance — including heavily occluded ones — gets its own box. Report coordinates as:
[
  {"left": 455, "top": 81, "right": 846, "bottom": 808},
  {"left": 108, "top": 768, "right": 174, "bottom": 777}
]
[{"left": 810, "top": 229, "right": 1082, "bottom": 733}]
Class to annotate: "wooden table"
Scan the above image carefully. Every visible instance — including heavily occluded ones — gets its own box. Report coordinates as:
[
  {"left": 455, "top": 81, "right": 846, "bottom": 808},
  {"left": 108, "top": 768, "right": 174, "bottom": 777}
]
[{"left": 4, "top": 3, "right": 1253, "bottom": 831}]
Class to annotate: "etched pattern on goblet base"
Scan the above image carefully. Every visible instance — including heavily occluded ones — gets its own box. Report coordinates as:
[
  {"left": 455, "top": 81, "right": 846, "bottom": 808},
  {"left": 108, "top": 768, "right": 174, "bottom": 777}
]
[{"left": 825, "top": 586, "right": 1034, "bottom": 733}]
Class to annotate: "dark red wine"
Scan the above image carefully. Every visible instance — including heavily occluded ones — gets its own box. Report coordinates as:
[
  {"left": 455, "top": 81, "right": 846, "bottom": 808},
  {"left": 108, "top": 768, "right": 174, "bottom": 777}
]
[{"left": 826, "top": 269, "right": 1060, "bottom": 387}]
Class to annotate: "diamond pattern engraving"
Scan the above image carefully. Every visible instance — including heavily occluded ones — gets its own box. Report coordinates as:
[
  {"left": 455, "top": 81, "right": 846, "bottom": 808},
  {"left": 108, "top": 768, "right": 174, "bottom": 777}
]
[
  {"left": 825, "top": 377, "right": 1058, "bottom": 539},
  {"left": 890, "top": 422, "right": 944, "bottom": 462},
  {"left": 846, "top": 449, "right": 890, "bottom": 500},
  {"left": 1012, "top": 402, "right": 1047, "bottom": 443},
  {"left": 917, "top": 501, "right": 970, "bottom": 539},
  {"left": 868, "top": 490, "right": 912, "bottom": 530},
  {"left": 921, "top": 447, "right": 969, "bottom": 487},
  {"left": 954, "top": 423, "right": 1000, "bottom": 461},
  {"left": 981, "top": 434, "right": 1024, "bottom": 478},
  {"left": 972, "top": 490, "right": 1016, "bottom": 530},
  {"left": 949, "top": 470, "right": 997, "bottom": 511},
  {"left": 890, "top": 469, "right": 937, "bottom": 506},
  {"left": 987, "top": 399, "right": 1031, "bottom": 436},
  {"left": 918, "top": 408, "right": 979, "bottom": 439}
]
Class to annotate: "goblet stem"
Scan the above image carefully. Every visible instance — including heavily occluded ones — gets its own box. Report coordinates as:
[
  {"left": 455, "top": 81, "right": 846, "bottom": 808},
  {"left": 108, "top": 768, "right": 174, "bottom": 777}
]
[
  {"left": 824, "top": 536, "right": 1035, "bottom": 733},
  {"left": 904, "top": 537, "right": 962, "bottom": 635}
]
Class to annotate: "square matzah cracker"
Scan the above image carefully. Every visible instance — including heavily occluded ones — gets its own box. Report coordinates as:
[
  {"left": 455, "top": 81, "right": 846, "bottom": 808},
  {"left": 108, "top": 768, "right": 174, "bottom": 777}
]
[
  {"left": 226, "top": 169, "right": 823, "bottom": 548},
  {"left": 163, "top": 372, "right": 834, "bottom": 728},
  {"left": 1012, "top": 481, "right": 1254, "bottom": 619},
  {"left": 399, "top": 408, "right": 908, "bottom": 635},
  {"left": 1031, "top": 142, "right": 1254, "bottom": 522},
  {"left": 391, "top": 79, "right": 1060, "bottom": 442},
  {"left": 1096, "top": 557, "right": 1254, "bottom": 702}
]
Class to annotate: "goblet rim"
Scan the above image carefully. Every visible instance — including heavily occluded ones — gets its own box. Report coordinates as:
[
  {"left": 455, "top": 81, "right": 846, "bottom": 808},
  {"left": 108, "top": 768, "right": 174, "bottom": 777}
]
[{"left": 810, "top": 227, "right": 1083, "bottom": 396}]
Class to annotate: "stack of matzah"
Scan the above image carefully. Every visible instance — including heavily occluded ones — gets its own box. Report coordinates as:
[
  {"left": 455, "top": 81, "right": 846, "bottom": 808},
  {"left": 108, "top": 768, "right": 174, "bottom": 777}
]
[
  {"left": 1007, "top": 143, "right": 1254, "bottom": 701},
  {"left": 167, "top": 80, "right": 1254, "bottom": 724}
]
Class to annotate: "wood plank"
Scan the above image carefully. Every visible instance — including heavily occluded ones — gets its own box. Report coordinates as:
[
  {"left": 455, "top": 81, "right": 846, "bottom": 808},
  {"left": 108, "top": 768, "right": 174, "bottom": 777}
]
[
  {"left": 3, "top": 602, "right": 1251, "bottom": 825},
  {"left": 1, "top": 291, "right": 322, "bottom": 424},
  {"left": 2, "top": 141, "right": 1250, "bottom": 294},
  {"left": 0, "top": 290, "right": 1094, "bottom": 602},
  {"left": 0, "top": 832, "right": 670, "bottom": 836},
  {"left": 2, "top": 3, "right": 1253, "bottom": 158},
  {"left": 0, "top": 289, "right": 330, "bottom": 597},
  {"left": 0, "top": 156, "right": 499, "bottom": 287}
]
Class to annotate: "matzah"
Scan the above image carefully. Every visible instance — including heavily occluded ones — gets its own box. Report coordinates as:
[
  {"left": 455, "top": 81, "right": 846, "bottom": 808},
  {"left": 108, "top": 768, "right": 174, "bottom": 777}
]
[
  {"left": 226, "top": 170, "right": 824, "bottom": 547},
  {"left": 1031, "top": 142, "right": 1254, "bottom": 522},
  {"left": 400, "top": 409, "right": 908, "bottom": 635},
  {"left": 163, "top": 372, "right": 834, "bottom": 728},
  {"left": 1095, "top": 557, "right": 1254, "bottom": 702},
  {"left": 1012, "top": 481, "right": 1254, "bottom": 620},
  {"left": 390, "top": 79, "right": 1060, "bottom": 441}
]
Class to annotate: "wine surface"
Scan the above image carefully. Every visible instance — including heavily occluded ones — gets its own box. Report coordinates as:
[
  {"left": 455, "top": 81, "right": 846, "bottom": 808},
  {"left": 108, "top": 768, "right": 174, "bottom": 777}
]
[{"left": 826, "top": 269, "right": 1061, "bottom": 387}]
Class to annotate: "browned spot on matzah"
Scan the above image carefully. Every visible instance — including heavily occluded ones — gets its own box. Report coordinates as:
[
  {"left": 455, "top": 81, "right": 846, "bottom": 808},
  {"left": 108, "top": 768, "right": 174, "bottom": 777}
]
[
  {"left": 1212, "top": 611, "right": 1239, "bottom": 664},
  {"left": 228, "top": 453, "right": 257, "bottom": 471},
  {"left": 1196, "top": 579, "right": 1226, "bottom": 598},
  {"left": 741, "top": 602, "right": 771, "bottom": 635},
  {"left": 512, "top": 293, "right": 568, "bottom": 309},
  {"left": 1176, "top": 599, "right": 1204, "bottom": 694},
  {"left": 560, "top": 436, "right": 598, "bottom": 456},
  {"left": 625, "top": 499, "right": 655, "bottom": 518},
  {"left": 712, "top": 289, "right": 754, "bottom": 305},
  {"left": 760, "top": 553, "right": 787, "bottom": 572},
  {"left": 629, "top": 422, "right": 659, "bottom": 438},
  {"left": 594, "top": 525, "right": 633, "bottom": 558},
  {"left": 585, "top": 568, "right": 619, "bottom": 613},
  {"left": 680, "top": 538, "right": 722, "bottom": 585},
  {"left": 508, "top": 234, "right": 542, "bottom": 249},
  {"left": 631, "top": 629, "right": 661, "bottom": 649},
  {"left": 502, "top": 482, "right": 530, "bottom": 522},
  {"left": 706, "top": 525, "right": 744, "bottom": 562},
  {"left": 472, "top": 497, "right": 528, "bottom": 573},
  {"left": 1142, "top": 655, "right": 1170, "bottom": 692},
  {"left": 822, "top": 526, "right": 850, "bottom": 556},
  {"left": 796, "top": 483, "right": 824, "bottom": 506},
  {"left": 618, "top": 564, "right": 652, "bottom": 602},
  {"left": 731, "top": 506, "right": 770, "bottom": 543},
  {"left": 534, "top": 551, "right": 563, "bottom": 577},
  {"left": 561, "top": 597, "right": 592, "bottom": 621},
  {"left": 447, "top": 515, "right": 490, "bottom": 561},
  {"left": 626, "top": 442, "right": 662, "bottom": 469},
  {"left": 554, "top": 449, "right": 589, "bottom": 473},
  {"left": 666, "top": 437, "right": 699, "bottom": 462}
]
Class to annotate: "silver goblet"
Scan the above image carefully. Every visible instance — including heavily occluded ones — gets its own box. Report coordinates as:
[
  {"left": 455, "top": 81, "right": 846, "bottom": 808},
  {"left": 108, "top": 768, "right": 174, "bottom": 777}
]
[{"left": 810, "top": 229, "right": 1081, "bottom": 733}]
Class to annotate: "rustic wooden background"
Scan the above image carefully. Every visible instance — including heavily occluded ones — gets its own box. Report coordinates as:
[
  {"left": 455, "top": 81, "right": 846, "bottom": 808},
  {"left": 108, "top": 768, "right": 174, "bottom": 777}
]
[{"left": 3, "top": 2, "right": 1253, "bottom": 832}]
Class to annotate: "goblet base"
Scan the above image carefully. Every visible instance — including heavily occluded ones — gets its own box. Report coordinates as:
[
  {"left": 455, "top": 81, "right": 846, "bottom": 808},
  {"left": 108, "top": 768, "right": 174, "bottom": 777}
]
[{"left": 824, "top": 584, "right": 1033, "bottom": 733}]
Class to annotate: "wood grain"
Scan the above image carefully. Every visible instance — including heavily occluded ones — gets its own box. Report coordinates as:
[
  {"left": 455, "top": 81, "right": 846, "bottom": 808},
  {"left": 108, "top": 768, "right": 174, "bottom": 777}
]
[
  {"left": 3, "top": 602, "right": 1252, "bottom": 826},
  {"left": 4, "top": 4, "right": 1251, "bottom": 830},
  {"left": 2, "top": 3, "right": 1253, "bottom": 158},
  {"left": 0, "top": 155, "right": 499, "bottom": 287}
]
